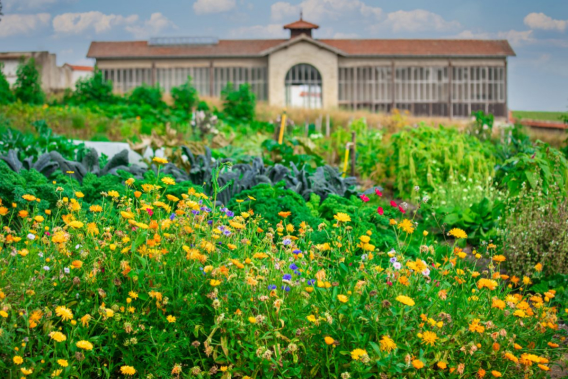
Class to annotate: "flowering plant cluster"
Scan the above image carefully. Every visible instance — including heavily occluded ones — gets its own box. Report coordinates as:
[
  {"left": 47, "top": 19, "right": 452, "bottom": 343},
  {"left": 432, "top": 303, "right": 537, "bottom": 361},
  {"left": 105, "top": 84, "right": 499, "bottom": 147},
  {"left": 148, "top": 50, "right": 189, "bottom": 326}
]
[{"left": 0, "top": 164, "right": 565, "bottom": 378}]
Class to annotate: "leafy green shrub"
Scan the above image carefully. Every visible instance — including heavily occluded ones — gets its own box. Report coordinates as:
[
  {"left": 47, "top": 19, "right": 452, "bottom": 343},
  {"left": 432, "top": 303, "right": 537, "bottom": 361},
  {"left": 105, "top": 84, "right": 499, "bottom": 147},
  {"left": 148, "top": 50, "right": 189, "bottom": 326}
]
[
  {"left": 13, "top": 57, "right": 45, "bottom": 105},
  {"left": 221, "top": 83, "right": 255, "bottom": 122},
  {"left": 171, "top": 76, "right": 198, "bottom": 114},
  {"left": 502, "top": 178, "right": 568, "bottom": 277},
  {"left": 71, "top": 69, "right": 117, "bottom": 105},
  {"left": 387, "top": 125, "right": 496, "bottom": 199},
  {"left": 0, "top": 62, "right": 15, "bottom": 105},
  {"left": 128, "top": 84, "right": 166, "bottom": 109}
]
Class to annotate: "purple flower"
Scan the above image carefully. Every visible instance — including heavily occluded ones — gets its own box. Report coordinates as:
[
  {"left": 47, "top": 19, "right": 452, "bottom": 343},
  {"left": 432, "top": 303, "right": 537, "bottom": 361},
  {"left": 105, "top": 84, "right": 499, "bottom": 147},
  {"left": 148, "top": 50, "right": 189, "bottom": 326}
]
[
  {"left": 192, "top": 210, "right": 200, "bottom": 215},
  {"left": 218, "top": 225, "right": 226, "bottom": 231},
  {"left": 293, "top": 249, "right": 302, "bottom": 254},
  {"left": 223, "top": 230, "right": 231, "bottom": 236},
  {"left": 307, "top": 279, "right": 315, "bottom": 285},
  {"left": 282, "top": 238, "right": 291, "bottom": 246},
  {"left": 389, "top": 257, "right": 397, "bottom": 263},
  {"left": 281, "top": 285, "right": 290, "bottom": 292},
  {"left": 169, "top": 213, "right": 176, "bottom": 220},
  {"left": 268, "top": 284, "right": 277, "bottom": 290},
  {"left": 226, "top": 210, "right": 234, "bottom": 218},
  {"left": 294, "top": 270, "right": 301, "bottom": 276},
  {"left": 282, "top": 274, "right": 292, "bottom": 281},
  {"left": 207, "top": 220, "right": 213, "bottom": 225},
  {"left": 289, "top": 263, "right": 298, "bottom": 270}
]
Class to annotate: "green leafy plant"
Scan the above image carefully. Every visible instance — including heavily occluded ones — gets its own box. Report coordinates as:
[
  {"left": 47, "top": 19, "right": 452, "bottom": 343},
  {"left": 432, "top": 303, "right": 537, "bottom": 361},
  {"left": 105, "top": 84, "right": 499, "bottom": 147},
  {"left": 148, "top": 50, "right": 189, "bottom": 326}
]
[
  {"left": 70, "top": 69, "right": 117, "bottom": 105},
  {"left": 0, "top": 62, "right": 14, "bottom": 105},
  {"left": 13, "top": 57, "right": 45, "bottom": 105},
  {"left": 221, "top": 83, "right": 256, "bottom": 122},
  {"left": 171, "top": 76, "right": 198, "bottom": 114},
  {"left": 128, "top": 84, "right": 166, "bottom": 109}
]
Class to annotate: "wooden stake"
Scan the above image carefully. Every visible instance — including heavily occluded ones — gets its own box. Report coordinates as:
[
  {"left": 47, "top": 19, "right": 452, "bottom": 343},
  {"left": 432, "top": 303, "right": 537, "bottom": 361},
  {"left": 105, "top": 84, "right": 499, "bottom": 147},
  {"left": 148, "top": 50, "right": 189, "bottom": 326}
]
[
  {"left": 351, "top": 132, "right": 356, "bottom": 177},
  {"left": 325, "top": 114, "right": 330, "bottom": 137},
  {"left": 278, "top": 110, "right": 287, "bottom": 144}
]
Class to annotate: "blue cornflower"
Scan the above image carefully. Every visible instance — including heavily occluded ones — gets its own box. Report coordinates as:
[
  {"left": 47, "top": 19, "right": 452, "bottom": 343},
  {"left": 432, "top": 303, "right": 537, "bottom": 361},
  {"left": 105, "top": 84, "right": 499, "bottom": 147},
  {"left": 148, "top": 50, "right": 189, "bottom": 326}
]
[
  {"left": 292, "top": 249, "right": 302, "bottom": 254},
  {"left": 282, "top": 274, "right": 292, "bottom": 281},
  {"left": 289, "top": 263, "right": 298, "bottom": 270},
  {"left": 170, "top": 213, "right": 176, "bottom": 221},
  {"left": 282, "top": 238, "right": 291, "bottom": 246},
  {"left": 268, "top": 284, "right": 277, "bottom": 290},
  {"left": 281, "top": 285, "right": 290, "bottom": 292},
  {"left": 226, "top": 210, "right": 234, "bottom": 217},
  {"left": 307, "top": 279, "right": 316, "bottom": 285},
  {"left": 389, "top": 257, "right": 397, "bottom": 263}
]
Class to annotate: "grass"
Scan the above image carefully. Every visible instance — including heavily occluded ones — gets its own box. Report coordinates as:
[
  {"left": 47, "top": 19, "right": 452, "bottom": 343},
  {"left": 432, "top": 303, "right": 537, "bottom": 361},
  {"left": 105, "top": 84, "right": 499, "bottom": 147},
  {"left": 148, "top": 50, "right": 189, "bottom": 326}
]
[{"left": 512, "top": 110, "right": 567, "bottom": 122}]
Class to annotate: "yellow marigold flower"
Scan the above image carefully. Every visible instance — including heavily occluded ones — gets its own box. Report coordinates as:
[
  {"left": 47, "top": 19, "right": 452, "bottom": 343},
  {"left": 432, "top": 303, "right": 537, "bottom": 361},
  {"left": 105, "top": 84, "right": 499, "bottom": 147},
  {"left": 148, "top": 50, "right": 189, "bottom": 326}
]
[
  {"left": 395, "top": 295, "right": 415, "bottom": 306},
  {"left": 437, "top": 362, "right": 447, "bottom": 369},
  {"left": 68, "top": 221, "right": 84, "bottom": 229},
  {"left": 55, "top": 306, "right": 73, "bottom": 321},
  {"left": 49, "top": 331, "right": 67, "bottom": 342},
  {"left": 13, "top": 356, "right": 23, "bottom": 365},
  {"left": 522, "top": 276, "right": 532, "bottom": 285},
  {"left": 492, "top": 255, "right": 506, "bottom": 263},
  {"left": 350, "top": 348, "right": 367, "bottom": 361},
  {"left": 538, "top": 364, "right": 550, "bottom": 371},
  {"left": 120, "top": 366, "right": 136, "bottom": 375},
  {"left": 379, "top": 335, "right": 396, "bottom": 353},
  {"left": 324, "top": 336, "right": 334, "bottom": 345},
  {"left": 161, "top": 177, "right": 175, "bottom": 185},
  {"left": 57, "top": 359, "right": 68, "bottom": 367},
  {"left": 504, "top": 352, "right": 519, "bottom": 363},
  {"left": 153, "top": 157, "right": 168, "bottom": 164},
  {"left": 337, "top": 294, "right": 349, "bottom": 303},
  {"left": 513, "top": 310, "right": 527, "bottom": 318},
  {"left": 108, "top": 190, "right": 119, "bottom": 198},
  {"left": 19, "top": 210, "right": 29, "bottom": 218},
  {"left": 71, "top": 260, "right": 83, "bottom": 269},
  {"left": 125, "top": 178, "right": 135, "bottom": 186},
  {"left": 248, "top": 316, "right": 257, "bottom": 324},
  {"left": 548, "top": 342, "right": 559, "bottom": 348},
  {"left": 278, "top": 211, "right": 291, "bottom": 218},
  {"left": 398, "top": 219, "right": 414, "bottom": 234},
  {"left": 22, "top": 194, "right": 37, "bottom": 201},
  {"left": 448, "top": 228, "right": 467, "bottom": 239},
  {"left": 333, "top": 212, "right": 351, "bottom": 222},
  {"left": 412, "top": 359, "right": 424, "bottom": 369},
  {"left": 306, "top": 315, "right": 317, "bottom": 323},
  {"left": 21, "top": 367, "right": 33, "bottom": 375},
  {"left": 210, "top": 279, "right": 221, "bottom": 287},
  {"left": 0, "top": 310, "right": 7, "bottom": 318},
  {"left": 76, "top": 340, "right": 93, "bottom": 350},
  {"left": 52, "top": 369, "right": 63, "bottom": 377},
  {"left": 534, "top": 263, "right": 543, "bottom": 272},
  {"left": 167, "top": 315, "right": 176, "bottom": 323},
  {"left": 0, "top": 206, "right": 8, "bottom": 215},
  {"left": 477, "top": 278, "right": 498, "bottom": 291},
  {"left": 491, "top": 298, "right": 506, "bottom": 310},
  {"left": 421, "top": 331, "right": 438, "bottom": 346},
  {"left": 121, "top": 211, "right": 134, "bottom": 219},
  {"left": 75, "top": 191, "right": 84, "bottom": 198}
]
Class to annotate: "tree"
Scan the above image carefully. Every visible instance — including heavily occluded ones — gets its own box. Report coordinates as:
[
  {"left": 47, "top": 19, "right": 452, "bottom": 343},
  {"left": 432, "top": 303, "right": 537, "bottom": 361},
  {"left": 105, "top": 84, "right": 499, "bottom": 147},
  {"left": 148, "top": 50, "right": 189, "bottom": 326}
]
[
  {"left": 171, "top": 76, "right": 198, "bottom": 114},
  {"left": 14, "top": 57, "right": 45, "bottom": 104},
  {"left": 71, "top": 69, "right": 116, "bottom": 104},
  {"left": 0, "top": 63, "right": 15, "bottom": 104},
  {"left": 221, "top": 83, "right": 256, "bottom": 122}
]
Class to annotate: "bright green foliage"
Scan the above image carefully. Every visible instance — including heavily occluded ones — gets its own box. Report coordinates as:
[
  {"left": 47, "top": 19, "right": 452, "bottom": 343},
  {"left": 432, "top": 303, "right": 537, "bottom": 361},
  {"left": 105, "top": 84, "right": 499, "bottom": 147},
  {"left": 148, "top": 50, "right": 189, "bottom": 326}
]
[
  {"left": 221, "top": 83, "right": 256, "bottom": 122},
  {"left": 13, "top": 57, "right": 45, "bottom": 105},
  {"left": 0, "top": 63, "right": 14, "bottom": 105},
  {"left": 128, "top": 84, "right": 166, "bottom": 109},
  {"left": 171, "top": 76, "right": 198, "bottom": 114},
  {"left": 387, "top": 125, "right": 496, "bottom": 198},
  {"left": 71, "top": 69, "right": 117, "bottom": 105}
]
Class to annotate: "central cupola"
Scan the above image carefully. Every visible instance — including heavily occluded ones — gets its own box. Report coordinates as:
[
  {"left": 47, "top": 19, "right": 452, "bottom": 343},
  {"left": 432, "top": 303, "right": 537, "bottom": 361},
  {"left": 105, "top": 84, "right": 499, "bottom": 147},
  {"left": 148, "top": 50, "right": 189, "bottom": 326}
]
[{"left": 283, "top": 13, "right": 319, "bottom": 39}]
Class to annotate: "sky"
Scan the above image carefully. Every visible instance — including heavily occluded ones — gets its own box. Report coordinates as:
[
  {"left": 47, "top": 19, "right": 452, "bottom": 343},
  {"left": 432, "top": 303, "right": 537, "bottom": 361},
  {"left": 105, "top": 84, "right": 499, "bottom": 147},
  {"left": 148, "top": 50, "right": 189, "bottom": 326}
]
[{"left": 0, "top": 0, "right": 567, "bottom": 112}]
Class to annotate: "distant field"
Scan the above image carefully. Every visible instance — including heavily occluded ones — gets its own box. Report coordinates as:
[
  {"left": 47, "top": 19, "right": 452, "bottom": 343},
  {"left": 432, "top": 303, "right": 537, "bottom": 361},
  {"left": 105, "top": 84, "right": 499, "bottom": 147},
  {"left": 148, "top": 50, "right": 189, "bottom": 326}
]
[{"left": 512, "top": 110, "right": 566, "bottom": 122}]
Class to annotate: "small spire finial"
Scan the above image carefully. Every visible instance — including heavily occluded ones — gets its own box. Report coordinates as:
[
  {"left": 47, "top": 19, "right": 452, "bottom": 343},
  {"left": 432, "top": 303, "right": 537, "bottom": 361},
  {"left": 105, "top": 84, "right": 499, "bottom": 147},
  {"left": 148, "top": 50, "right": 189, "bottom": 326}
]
[{"left": 300, "top": 10, "right": 303, "bottom": 20}]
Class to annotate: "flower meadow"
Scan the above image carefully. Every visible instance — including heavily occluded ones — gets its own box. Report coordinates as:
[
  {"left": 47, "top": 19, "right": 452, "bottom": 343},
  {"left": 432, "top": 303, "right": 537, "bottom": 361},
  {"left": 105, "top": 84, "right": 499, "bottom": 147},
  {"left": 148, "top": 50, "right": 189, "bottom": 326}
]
[{"left": 0, "top": 161, "right": 566, "bottom": 379}]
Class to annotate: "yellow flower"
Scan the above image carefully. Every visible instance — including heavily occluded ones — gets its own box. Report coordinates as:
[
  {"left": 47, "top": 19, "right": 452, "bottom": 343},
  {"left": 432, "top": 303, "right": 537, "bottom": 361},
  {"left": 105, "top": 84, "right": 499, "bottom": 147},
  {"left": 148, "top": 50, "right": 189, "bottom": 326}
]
[
  {"left": 57, "top": 359, "right": 68, "bottom": 367},
  {"left": 491, "top": 371, "right": 502, "bottom": 377},
  {"left": 76, "top": 340, "right": 94, "bottom": 350},
  {"left": 120, "top": 366, "right": 136, "bottom": 375},
  {"left": 534, "top": 263, "right": 543, "bottom": 272},
  {"left": 306, "top": 315, "right": 317, "bottom": 323},
  {"left": 210, "top": 279, "right": 221, "bottom": 287},
  {"left": 108, "top": 190, "right": 119, "bottom": 198},
  {"left": 13, "top": 356, "right": 24, "bottom": 365},
  {"left": 324, "top": 336, "right": 335, "bottom": 345},
  {"left": 248, "top": 316, "right": 257, "bottom": 324},
  {"left": 437, "top": 362, "right": 447, "bottom": 369},
  {"left": 492, "top": 255, "right": 506, "bottom": 263},
  {"left": 153, "top": 157, "right": 168, "bottom": 165},
  {"left": 448, "top": 228, "right": 467, "bottom": 239},
  {"left": 22, "top": 194, "right": 37, "bottom": 201},
  {"left": 398, "top": 219, "right": 414, "bottom": 234},
  {"left": 379, "top": 335, "right": 397, "bottom": 353},
  {"left": 161, "top": 177, "right": 175, "bottom": 185},
  {"left": 333, "top": 212, "right": 351, "bottom": 222},
  {"left": 421, "top": 331, "right": 438, "bottom": 346},
  {"left": 350, "top": 348, "right": 368, "bottom": 361},
  {"left": 337, "top": 294, "right": 349, "bottom": 303},
  {"left": 52, "top": 369, "right": 63, "bottom": 377},
  {"left": 75, "top": 191, "right": 85, "bottom": 198},
  {"left": 412, "top": 359, "right": 424, "bottom": 369},
  {"left": 121, "top": 211, "right": 135, "bottom": 219},
  {"left": 0, "top": 310, "right": 8, "bottom": 318},
  {"left": 49, "top": 331, "right": 67, "bottom": 342},
  {"left": 68, "top": 221, "right": 84, "bottom": 229},
  {"left": 0, "top": 206, "right": 8, "bottom": 215},
  {"left": 395, "top": 295, "right": 415, "bottom": 306},
  {"left": 167, "top": 315, "right": 176, "bottom": 323},
  {"left": 21, "top": 367, "right": 33, "bottom": 375},
  {"left": 55, "top": 306, "right": 73, "bottom": 321}
]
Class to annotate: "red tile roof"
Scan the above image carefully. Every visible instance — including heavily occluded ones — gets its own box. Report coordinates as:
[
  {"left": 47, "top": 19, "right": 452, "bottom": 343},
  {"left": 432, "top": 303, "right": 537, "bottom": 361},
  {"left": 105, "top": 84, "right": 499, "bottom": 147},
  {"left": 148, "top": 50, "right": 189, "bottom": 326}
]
[
  {"left": 87, "top": 40, "right": 286, "bottom": 59},
  {"left": 283, "top": 19, "right": 319, "bottom": 30},
  {"left": 88, "top": 38, "right": 515, "bottom": 59},
  {"left": 66, "top": 64, "right": 94, "bottom": 71},
  {"left": 321, "top": 39, "right": 515, "bottom": 57}
]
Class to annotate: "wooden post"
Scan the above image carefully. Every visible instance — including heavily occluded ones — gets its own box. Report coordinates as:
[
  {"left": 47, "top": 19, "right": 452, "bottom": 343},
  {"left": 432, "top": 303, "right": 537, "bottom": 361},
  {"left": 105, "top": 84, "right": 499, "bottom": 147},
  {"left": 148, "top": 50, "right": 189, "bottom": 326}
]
[
  {"left": 350, "top": 132, "right": 356, "bottom": 177},
  {"left": 325, "top": 114, "right": 330, "bottom": 137}
]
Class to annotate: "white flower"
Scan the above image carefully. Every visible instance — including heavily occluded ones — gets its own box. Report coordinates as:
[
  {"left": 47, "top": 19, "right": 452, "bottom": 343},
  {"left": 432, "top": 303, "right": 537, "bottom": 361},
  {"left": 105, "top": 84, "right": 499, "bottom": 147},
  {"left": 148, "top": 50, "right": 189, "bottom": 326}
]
[
  {"left": 393, "top": 262, "right": 402, "bottom": 270},
  {"left": 422, "top": 269, "right": 430, "bottom": 276},
  {"left": 64, "top": 267, "right": 70, "bottom": 274},
  {"left": 43, "top": 266, "right": 50, "bottom": 271},
  {"left": 27, "top": 233, "right": 35, "bottom": 240}
]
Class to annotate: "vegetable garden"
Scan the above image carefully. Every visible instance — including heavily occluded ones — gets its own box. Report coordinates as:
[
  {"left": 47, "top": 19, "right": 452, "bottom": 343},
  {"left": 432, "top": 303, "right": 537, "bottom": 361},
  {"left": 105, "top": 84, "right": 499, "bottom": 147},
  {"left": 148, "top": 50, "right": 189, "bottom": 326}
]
[{"left": 0, "top": 62, "right": 567, "bottom": 378}]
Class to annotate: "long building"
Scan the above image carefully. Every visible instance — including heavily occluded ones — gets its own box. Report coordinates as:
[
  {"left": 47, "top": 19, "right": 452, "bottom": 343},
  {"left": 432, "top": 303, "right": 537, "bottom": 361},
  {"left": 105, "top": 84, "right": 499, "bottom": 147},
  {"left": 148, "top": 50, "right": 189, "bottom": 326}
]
[{"left": 87, "top": 16, "right": 515, "bottom": 117}]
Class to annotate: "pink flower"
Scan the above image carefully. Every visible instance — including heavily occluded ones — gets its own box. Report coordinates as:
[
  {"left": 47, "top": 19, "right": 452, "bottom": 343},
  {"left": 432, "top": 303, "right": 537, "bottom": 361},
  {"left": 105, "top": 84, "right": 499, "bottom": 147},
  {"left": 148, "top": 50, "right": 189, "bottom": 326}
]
[
  {"left": 147, "top": 208, "right": 154, "bottom": 216},
  {"left": 375, "top": 188, "right": 383, "bottom": 197},
  {"left": 387, "top": 280, "right": 393, "bottom": 286},
  {"left": 360, "top": 194, "right": 370, "bottom": 202},
  {"left": 45, "top": 232, "right": 51, "bottom": 236},
  {"left": 390, "top": 200, "right": 397, "bottom": 208},
  {"left": 377, "top": 207, "right": 384, "bottom": 215},
  {"left": 398, "top": 206, "right": 406, "bottom": 214}
]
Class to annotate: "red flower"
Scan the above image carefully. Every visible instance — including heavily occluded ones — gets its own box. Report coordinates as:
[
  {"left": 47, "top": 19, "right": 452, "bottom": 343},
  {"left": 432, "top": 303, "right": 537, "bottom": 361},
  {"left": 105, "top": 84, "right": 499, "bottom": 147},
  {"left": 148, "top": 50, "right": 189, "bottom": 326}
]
[
  {"left": 387, "top": 280, "right": 393, "bottom": 286},
  {"left": 147, "top": 208, "right": 154, "bottom": 216},
  {"left": 375, "top": 188, "right": 383, "bottom": 197},
  {"left": 390, "top": 200, "right": 397, "bottom": 207},
  {"left": 398, "top": 206, "right": 406, "bottom": 214},
  {"left": 360, "top": 195, "right": 370, "bottom": 202},
  {"left": 377, "top": 207, "right": 384, "bottom": 215}
]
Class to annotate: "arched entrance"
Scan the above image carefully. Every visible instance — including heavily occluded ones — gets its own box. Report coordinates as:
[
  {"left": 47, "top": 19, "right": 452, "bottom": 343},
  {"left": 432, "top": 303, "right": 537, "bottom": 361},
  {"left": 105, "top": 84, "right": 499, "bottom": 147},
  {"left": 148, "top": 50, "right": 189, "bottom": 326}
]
[{"left": 285, "top": 64, "right": 322, "bottom": 109}]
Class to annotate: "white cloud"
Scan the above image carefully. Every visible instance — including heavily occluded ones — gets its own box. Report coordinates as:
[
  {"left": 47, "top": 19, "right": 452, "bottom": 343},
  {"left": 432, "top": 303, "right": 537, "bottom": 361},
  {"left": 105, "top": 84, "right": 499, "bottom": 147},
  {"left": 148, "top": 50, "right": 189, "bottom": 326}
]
[
  {"left": 125, "top": 13, "right": 177, "bottom": 39},
  {"left": 230, "top": 24, "right": 287, "bottom": 38},
  {"left": 52, "top": 11, "right": 138, "bottom": 34},
  {"left": 524, "top": 12, "right": 567, "bottom": 32},
  {"left": 497, "top": 30, "right": 534, "bottom": 45},
  {"left": 454, "top": 30, "right": 492, "bottom": 39},
  {"left": 381, "top": 9, "right": 461, "bottom": 33},
  {"left": 271, "top": 0, "right": 381, "bottom": 23},
  {"left": 193, "top": 0, "right": 236, "bottom": 15},
  {"left": 0, "top": 13, "right": 51, "bottom": 38}
]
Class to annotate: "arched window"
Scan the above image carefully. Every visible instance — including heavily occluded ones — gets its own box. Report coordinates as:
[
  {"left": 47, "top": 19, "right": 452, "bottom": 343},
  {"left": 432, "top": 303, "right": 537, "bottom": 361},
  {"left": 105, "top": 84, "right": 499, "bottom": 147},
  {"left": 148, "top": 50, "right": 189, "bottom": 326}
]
[{"left": 285, "top": 64, "right": 322, "bottom": 109}]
